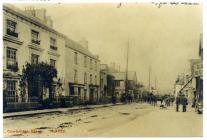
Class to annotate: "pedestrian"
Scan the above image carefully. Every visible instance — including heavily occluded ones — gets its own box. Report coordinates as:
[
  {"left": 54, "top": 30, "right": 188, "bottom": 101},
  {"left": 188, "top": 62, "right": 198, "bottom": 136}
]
[
  {"left": 175, "top": 96, "right": 180, "bottom": 112},
  {"left": 171, "top": 97, "right": 175, "bottom": 106},
  {"left": 182, "top": 97, "right": 188, "bottom": 112},
  {"left": 161, "top": 99, "right": 163, "bottom": 105},
  {"left": 112, "top": 95, "right": 116, "bottom": 104},
  {"left": 153, "top": 95, "right": 157, "bottom": 106},
  {"left": 165, "top": 99, "right": 169, "bottom": 107}
]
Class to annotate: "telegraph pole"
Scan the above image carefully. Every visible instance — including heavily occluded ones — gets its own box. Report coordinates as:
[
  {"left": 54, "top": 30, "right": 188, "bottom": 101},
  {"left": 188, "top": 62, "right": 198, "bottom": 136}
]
[
  {"left": 148, "top": 66, "right": 151, "bottom": 93},
  {"left": 155, "top": 76, "right": 157, "bottom": 95},
  {"left": 125, "top": 40, "right": 129, "bottom": 96},
  {"left": 155, "top": 76, "right": 157, "bottom": 90}
]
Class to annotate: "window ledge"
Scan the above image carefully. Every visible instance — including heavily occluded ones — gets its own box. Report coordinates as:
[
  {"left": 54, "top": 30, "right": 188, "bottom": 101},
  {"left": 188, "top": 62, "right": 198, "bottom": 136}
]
[
  {"left": 28, "top": 43, "right": 44, "bottom": 52},
  {"left": 3, "top": 34, "right": 23, "bottom": 45},
  {"left": 48, "top": 50, "right": 60, "bottom": 57},
  {"left": 3, "top": 70, "right": 21, "bottom": 78}
]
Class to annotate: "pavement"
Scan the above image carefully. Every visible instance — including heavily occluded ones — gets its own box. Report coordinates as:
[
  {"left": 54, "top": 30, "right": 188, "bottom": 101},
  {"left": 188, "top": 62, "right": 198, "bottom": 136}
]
[{"left": 3, "top": 103, "right": 123, "bottom": 118}]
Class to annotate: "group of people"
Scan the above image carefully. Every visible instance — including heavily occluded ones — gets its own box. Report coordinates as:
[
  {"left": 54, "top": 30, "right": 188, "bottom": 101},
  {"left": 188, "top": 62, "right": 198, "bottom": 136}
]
[
  {"left": 150, "top": 94, "right": 188, "bottom": 112},
  {"left": 121, "top": 92, "right": 189, "bottom": 113},
  {"left": 175, "top": 95, "right": 188, "bottom": 112},
  {"left": 163, "top": 97, "right": 175, "bottom": 107}
]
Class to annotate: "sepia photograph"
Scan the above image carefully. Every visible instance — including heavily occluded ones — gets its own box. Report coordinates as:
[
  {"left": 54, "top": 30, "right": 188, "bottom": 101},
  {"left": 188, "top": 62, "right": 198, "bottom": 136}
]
[{"left": 2, "top": 0, "right": 203, "bottom": 138}]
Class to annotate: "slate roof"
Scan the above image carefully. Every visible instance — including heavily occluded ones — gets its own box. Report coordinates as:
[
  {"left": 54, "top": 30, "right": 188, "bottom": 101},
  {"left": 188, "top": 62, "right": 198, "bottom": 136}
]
[{"left": 65, "top": 38, "right": 99, "bottom": 60}]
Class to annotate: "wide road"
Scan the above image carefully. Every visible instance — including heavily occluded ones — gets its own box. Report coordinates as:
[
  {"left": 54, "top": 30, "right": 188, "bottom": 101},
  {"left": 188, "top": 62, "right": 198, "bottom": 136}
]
[{"left": 3, "top": 103, "right": 202, "bottom": 137}]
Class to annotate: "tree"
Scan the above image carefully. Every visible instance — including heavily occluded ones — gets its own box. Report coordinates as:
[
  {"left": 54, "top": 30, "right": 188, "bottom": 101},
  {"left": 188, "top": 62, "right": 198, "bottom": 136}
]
[{"left": 21, "top": 62, "right": 57, "bottom": 101}]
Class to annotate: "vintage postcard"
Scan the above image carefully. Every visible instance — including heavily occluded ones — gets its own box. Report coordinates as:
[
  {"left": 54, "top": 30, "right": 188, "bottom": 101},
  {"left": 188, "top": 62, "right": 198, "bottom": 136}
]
[{"left": 2, "top": 1, "right": 203, "bottom": 138}]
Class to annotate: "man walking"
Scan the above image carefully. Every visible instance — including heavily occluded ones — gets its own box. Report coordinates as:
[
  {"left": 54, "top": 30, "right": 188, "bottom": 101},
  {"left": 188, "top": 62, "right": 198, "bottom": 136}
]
[
  {"left": 182, "top": 97, "right": 188, "bottom": 112},
  {"left": 175, "top": 96, "right": 180, "bottom": 112}
]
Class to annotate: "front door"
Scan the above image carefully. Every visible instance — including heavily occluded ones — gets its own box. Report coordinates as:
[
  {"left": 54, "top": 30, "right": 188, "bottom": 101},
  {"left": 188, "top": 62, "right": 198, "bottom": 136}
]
[
  {"left": 78, "top": 87, "right": 81, "bottom": 97},
  {"left": 28, "top": 79, "right": 43, "bottom": 102},
  {"left": 89, "top": 88, "right": 94, "bottom": 103},
  {"left": 84, "top": 89, "right": 87, "bottom": 101},
  {"left": 69, "top": 85, "right": 74, "bottom": 95},
  {"left": 78, "top": 87, "right": 81, "bottom": 103}
]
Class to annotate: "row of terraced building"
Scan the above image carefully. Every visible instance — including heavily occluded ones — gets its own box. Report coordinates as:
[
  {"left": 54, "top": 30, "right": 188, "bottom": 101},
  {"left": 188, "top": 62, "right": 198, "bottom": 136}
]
[{"left": 3, "top": 4, "right": 138, "bottom": 112}]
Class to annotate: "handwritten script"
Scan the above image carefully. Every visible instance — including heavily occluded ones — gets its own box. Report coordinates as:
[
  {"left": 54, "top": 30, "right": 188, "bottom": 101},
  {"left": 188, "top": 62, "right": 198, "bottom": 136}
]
[{"left": 152, "top": 2, "right": 199, "bottom": 8}]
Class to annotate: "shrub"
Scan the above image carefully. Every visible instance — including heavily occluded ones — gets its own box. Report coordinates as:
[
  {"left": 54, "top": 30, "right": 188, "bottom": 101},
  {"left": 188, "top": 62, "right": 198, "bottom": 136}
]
[
  {"left": 120, "top": 94, "right": 126, "bottom": 103},
  {"left": 42, "top": 99, "right": 52, "bottom": 108},
  {"left": 60, "top": 97, "right": 66, "bottom": 107},
  {"left": 112, "top": 96, "right": 116, "bottom": 104}
]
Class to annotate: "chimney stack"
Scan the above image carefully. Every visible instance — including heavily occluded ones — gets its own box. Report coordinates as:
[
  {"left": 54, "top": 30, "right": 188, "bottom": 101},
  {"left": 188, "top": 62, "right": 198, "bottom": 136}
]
[{"left": 24, "top": 7, "right": 53, "bottom": 28}]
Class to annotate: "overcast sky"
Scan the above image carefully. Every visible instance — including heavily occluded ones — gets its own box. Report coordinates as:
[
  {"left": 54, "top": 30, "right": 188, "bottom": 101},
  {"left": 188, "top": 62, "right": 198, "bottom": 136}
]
[{"left": 14, "top": 3, "right": 202, "bottom": 94}]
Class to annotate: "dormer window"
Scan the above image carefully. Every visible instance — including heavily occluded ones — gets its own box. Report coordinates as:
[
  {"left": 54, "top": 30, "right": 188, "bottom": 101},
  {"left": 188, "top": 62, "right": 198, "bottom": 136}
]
[
  {"left": 6, "top": 19, "right": 18, "bottom": 38},
  {"left": 50, "top": 37, "right": 57, "bottom": 50},
  {"left": 31, "top": 30, "right": 40, "bottom": 45}
]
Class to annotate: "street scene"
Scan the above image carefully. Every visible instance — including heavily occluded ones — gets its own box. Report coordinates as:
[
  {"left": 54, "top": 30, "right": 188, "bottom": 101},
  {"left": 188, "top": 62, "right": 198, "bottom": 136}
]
[
  {"left": 2, "top": 2, "right": 203, "bottom": 137},
  {"left": 3, "top": 103, "right": 202, "bottom": 137}
]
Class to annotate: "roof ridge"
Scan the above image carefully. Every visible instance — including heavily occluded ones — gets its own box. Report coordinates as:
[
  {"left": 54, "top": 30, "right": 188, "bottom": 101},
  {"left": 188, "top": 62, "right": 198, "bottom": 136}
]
[{"left": 66, "top": 37, "right": 99, "bottom": 60}]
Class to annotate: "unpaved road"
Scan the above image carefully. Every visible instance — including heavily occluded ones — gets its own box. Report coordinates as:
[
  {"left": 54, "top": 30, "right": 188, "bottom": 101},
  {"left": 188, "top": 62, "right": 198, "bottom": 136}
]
[{"left": 3, "top": 103, "right": 202, "bottom": 137}]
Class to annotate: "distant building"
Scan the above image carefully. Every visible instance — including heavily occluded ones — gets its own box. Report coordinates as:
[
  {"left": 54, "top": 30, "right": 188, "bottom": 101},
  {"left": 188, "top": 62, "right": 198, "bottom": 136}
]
[
  {"left": 174, "top": 34, "right": 203, "bottom": 105},
  {"left": 100, "top": 64, "right": 115, "bottom": 103},
  {"left": 174, "top": 73, "right": 195, "bottom": 103},
  {"left": 174, "top": 74, "right": 184, "bottom": 98},
  {"left": 190, "top": 34, "right": 203, "bottom": 106},
  {"left": 111, "top": 71, "right": 137, "bottom": 100}
]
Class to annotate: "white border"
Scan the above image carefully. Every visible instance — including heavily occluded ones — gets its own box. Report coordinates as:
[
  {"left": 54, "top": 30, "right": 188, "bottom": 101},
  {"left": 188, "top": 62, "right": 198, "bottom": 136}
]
[{"left": 0, "top": 0, "right": 206, "bottom": 140}]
